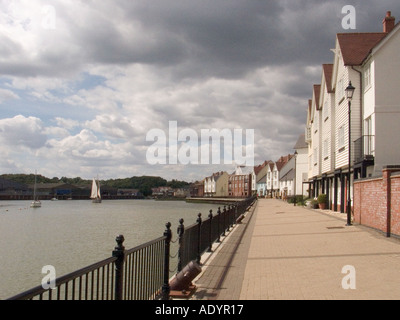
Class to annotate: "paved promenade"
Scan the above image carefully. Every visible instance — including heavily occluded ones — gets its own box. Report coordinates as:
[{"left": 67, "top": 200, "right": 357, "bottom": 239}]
[{"left": 191, "top": 198, "right": 400, "bottom": 300}]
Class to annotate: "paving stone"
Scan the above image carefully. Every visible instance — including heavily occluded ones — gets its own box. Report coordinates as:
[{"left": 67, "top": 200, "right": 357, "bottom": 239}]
[{"left": 191, "top": 199, "right": 400, "bottom": 300}]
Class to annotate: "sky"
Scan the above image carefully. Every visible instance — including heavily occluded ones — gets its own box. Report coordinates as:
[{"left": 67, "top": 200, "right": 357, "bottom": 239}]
[{"left": 1, "top": 0, "right": 399, "bottom": 182}]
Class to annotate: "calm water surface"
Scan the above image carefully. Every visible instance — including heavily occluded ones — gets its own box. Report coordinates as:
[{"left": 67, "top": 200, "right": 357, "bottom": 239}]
[{"left": 0, "top": 199, "right": 220, "bottom": 299}]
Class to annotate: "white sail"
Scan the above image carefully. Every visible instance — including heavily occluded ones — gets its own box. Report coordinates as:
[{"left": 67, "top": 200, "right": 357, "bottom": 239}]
[
  {"left": 90, "top": 178, "right": 98, "bottom": 199},
  {"left": 91, "top": 177, "right": 102, "bottom": 203}
]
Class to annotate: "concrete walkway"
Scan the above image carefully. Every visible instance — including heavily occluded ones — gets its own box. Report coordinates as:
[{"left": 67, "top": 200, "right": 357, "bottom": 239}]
[{"left": 191, "top": 198, "right": 400, "bottom": 300}]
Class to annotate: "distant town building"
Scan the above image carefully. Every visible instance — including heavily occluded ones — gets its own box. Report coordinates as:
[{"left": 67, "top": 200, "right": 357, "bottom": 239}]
[
  {"left": 204, "top": 171, "right": 229, "bottom": 197},
  {"left": 228, "top": 166, "right": 255, "bottom": 198},
  {"left": 189, "top": 181, "right": 204, "bottom": 198}
]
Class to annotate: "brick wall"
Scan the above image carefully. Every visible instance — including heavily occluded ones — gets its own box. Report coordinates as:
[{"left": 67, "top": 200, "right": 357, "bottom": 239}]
[
  {"left": 354, "top": 166, "right": 400, "bottom": 237},
  {"left": 391, "top": 175, "right": 400, "bottom": 235}
]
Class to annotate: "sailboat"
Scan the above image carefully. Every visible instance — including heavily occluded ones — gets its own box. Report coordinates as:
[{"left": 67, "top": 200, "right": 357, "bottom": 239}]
[
  {"left": 90, "top": 177, "right": 102, "bottom": 203},
  {"left": 30, "top": 171, "right": 41, "bottom": 208}
]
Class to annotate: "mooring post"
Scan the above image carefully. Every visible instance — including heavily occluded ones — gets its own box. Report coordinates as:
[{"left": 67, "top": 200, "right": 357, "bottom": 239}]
[
  {"left": 112, "top": 234, "right": 125, "bottom": 300},
  {"left": 177, "top": 218, "right": 185, "bottom": 274},
  {"left": 162, "top": 222, "right": 172, "bottom": 300}
]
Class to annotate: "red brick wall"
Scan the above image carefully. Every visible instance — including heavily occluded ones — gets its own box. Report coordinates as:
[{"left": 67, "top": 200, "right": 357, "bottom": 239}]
[
  {"left": 354, "top": 177, "right": 387, "bottom": 232},
  {"left": 390, "top": 174, "right": 400, "bottom": 235},
  {"left": 354, "top": 169, "right": 400, "bottom": 237}
]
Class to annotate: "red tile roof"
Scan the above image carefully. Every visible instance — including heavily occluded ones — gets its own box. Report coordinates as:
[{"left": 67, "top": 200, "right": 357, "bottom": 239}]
[
  {"left": 337, "top": 33, "right": 387, "bottom": 66},
  {"left": 313, "top": 85, "right": 321, "bottom": 110},
  {"left": 322, "top": 64, "right": 334, "bottom": 93}
]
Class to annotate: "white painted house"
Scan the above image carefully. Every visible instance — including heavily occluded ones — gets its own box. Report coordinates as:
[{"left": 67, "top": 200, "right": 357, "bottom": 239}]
[
  {"left": 354, "top": 12, "right": 400, "bottom": 178},
  {"left": 304, "top": 11, "right": 400, "bottom": 213},
  {"left": 293, "top": 134, "right": 309, "bottom": 197},
  {"left": 279, "top": 157, "right": 295, "bottom": 198}
]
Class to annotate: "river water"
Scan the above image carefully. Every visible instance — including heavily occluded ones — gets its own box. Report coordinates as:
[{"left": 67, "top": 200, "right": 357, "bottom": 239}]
[{"left": 0, "top": 199, "right": 220, "bottom": 300}]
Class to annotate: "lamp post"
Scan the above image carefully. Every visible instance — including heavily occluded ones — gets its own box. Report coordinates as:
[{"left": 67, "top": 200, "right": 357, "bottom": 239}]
[
  {"left": 294, "top": 150, "right": 298, "bottom": 206},
  {"left": 345, "top": 81, "right": 355, "bottom": 226}
]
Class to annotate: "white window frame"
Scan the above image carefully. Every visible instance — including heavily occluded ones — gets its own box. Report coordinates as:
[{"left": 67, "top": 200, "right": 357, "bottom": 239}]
[{"left": 364, "top": 63, "right": 371, "bottom": 91}]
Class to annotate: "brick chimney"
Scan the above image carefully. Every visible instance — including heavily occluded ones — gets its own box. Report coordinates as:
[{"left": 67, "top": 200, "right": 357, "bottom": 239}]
[{"left": 383, "top": 11, "right": 395, "bottom": 33}]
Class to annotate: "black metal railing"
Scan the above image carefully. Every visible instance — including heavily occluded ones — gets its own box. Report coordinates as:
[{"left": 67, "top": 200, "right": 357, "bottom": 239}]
[
  {"left": 178, "top": 196, "right": 256, "bottom": 272},
  {"left": 7, "top": 196, "right": 256, "bottom": 300}
]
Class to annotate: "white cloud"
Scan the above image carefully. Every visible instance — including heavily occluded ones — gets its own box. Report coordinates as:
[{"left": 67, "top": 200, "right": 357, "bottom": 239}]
[
  {"left": 2, "top": 1, "right": 399, "bottom": 181},
  {"left": 0, "top": 88, "right": 19, "bottom": 103},
  {"left": 54, "top": 117, "right": 80, "bottom": 130},
  {"left": 0, "top": 115, "right": 47, "bottom": 149}
]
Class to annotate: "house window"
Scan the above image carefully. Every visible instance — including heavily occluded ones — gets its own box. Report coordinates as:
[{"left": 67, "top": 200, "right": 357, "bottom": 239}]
[
  {"left": 364, "top": 116, "right": 374, "bottom": 155},
  {"left": 364, "top": 63, "right": 371, "bottom": 90},
  {"left": 338, "top": 126, "right": 345, "bottom": 150}
]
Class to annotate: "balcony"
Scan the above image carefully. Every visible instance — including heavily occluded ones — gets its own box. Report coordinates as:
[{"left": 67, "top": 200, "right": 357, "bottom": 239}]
[{"left": 353, "top": 135, "right": 375, "bottom": 164}]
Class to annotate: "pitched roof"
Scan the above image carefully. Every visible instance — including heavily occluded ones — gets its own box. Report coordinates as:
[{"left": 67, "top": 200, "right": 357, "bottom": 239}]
[
  {"left": 313, "top": 85, "right": 321, "bottom": 110},
  {"left": 337, "top": 33, "right": 387, "bottom": 66},
  {"left": 293, "top": 133, "right": 307, "bottom": 149},
  {"left": 254, "top": 160, "right": 272, "bottom": 175},
  {"left": 275, "top": 154, "right": 294, "bottom": 171},
  {"left": 322, "top": 64, "right": 334, "bottom": 93},
  {"left": 235, "top": 166, "right": 254, "bottom": 175},
  {"left": 280, "top": 168, "right": 295, "bottom": 181},
  {"left": 256, "top": 173, "right": 267, "bottom": 183}
]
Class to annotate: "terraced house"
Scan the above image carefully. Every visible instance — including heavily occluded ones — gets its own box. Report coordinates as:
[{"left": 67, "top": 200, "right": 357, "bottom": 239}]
[{"left": 305, "top": 11, "right": 400, "bottom": 213}]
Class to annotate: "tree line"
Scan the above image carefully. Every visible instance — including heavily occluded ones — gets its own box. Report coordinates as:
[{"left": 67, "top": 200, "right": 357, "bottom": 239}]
[{"left": 0, "top": 174, "right": 190, "bottom": 197}]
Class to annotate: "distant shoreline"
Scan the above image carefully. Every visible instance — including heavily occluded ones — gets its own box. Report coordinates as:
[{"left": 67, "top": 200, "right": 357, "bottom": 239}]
[{"left": 185, "top": 197, "right": 245, "bottom": 205}]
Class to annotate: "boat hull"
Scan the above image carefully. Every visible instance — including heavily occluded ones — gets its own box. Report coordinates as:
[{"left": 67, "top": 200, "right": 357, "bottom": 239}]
[{"left": 30, "top": 201, "right": 42, "bottom": 208}]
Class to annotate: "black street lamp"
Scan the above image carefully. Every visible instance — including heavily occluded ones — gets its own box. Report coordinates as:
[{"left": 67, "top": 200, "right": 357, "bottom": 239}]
[{"left": 345, "top": 81, "right": 355, "bottom": 226}]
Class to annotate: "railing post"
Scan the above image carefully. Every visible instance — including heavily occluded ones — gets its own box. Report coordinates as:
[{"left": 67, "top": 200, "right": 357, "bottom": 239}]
[
  {"left": 208, "top": 210, "right": 213, "bottom": 252},
  {"left": 162, "top": 222, "right": 172, "bottom": 300},
  {"left": 233, "top": 203, "right": 238, "bottom": 227},
  {"left": 216, "top": 207, "right": 221, "bottom": 243},
  {"left": 222, "top": 206, "right": 226, "bottom": 237},
  {"left": 112, "top": 234, "right": 125, "bottom": 300},
  {"left": 196, "top": 213, "right": 202, "bottom": 264},
  {"left": 226, "top": 205, "right": 232, "bottom": 232},
  {"left": 177, "top": 218, "right": 185, "bottom": 274}
]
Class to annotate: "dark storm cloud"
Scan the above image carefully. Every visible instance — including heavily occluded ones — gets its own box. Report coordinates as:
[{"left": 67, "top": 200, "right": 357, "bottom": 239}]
[
  {"left": 4, "top": 0, "right": 400, "bottom": 80},
  {"left": 2, "top": 0, "right": 400, "bottom": 179}
]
